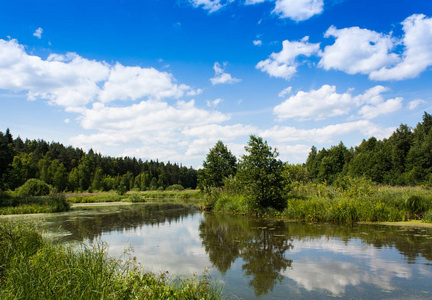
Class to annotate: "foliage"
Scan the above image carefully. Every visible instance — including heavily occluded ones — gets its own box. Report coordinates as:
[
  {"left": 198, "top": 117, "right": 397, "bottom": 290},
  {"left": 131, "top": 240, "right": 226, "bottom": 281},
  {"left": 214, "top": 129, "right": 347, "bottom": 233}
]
[
  {"left": 305, "top": 112, "right": 432, "bottom": 186},
  {"left": 15, "top": 179, "right": 51, "bottom": 197},
  {"left": 0, "top": 194, "right": 70, "bottom": 215},
  {"left": 0, "top": 129, "right": 199, "bottom": 193},
  {"left": 166, "top": 184, "right": 185, "bottom": 191},
  {"left": 198, "top": 141, "right": 237, "bottom": 191},
  {"left": 237, "top": 135, "right": 286, "bottom": 212},
  {"left": 0, "top": 222, "right": 222, "bottom": 299}
]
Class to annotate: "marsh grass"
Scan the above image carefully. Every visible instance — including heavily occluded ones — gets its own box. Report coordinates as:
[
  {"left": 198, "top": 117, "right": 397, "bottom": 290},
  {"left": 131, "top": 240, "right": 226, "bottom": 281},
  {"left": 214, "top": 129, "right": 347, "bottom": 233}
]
[
  {"left": 0, "top": 222, "right": 223, "bottom": 299},
  {"left": 0, "top": 194, "right": 70, "bottom": 215},
  {"left": 209, "top": 177, "right": 432, "bottom": 223},
  {"left": 66, "top": 190, "right": 203, "bottom": 204}
]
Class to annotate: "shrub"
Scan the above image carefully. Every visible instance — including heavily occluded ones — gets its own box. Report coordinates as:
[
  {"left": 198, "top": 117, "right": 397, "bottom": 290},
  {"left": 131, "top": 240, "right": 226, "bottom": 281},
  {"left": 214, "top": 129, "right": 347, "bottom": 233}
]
[
  {"left": 15, "top": 179, "right": 51, "bottom": 197},
  {"left": 166, "top": 184, "right": 184, "bottom": 191}
]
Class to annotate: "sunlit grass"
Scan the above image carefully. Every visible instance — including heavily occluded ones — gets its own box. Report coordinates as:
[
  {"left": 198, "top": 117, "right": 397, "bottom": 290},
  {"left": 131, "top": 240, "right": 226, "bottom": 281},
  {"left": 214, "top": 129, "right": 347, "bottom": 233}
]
[{"left": 0, "top": 222, "right": 223, "bottom": 299}]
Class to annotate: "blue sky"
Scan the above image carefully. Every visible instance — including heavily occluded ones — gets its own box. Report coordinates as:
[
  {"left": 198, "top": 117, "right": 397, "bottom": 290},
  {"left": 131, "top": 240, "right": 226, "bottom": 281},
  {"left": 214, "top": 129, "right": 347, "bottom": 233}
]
[{"left": 0, "top": 0, "right": 431, "bottom": 167}]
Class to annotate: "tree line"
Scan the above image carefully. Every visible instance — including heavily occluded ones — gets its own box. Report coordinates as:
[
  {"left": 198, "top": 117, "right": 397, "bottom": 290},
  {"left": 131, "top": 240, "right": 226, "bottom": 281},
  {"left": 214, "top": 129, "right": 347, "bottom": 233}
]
[
  {"left": 305, "top": 112, "right": 432, "bottom": 186},
  {"left": 198, "top": 112, "right": 432, "bottom": 213},
  {"left": 0, "top": 130, "right": 197, "bottom": 193}
]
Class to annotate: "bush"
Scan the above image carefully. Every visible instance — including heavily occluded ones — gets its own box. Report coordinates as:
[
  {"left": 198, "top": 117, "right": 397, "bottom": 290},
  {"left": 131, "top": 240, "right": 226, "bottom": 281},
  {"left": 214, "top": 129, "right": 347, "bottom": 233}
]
[
  {"left": 166, "top": 184, "right": 184, "bottom": 191},
  {"left": 15, "top": 179, "right": 51, "bottom": 197}
]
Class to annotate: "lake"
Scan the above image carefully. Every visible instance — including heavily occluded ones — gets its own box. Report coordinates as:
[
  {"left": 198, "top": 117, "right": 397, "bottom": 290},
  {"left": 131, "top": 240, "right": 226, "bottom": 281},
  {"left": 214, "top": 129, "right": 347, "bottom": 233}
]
[{"left": 9, "top": 203, "right": 432, "bottom": 299}]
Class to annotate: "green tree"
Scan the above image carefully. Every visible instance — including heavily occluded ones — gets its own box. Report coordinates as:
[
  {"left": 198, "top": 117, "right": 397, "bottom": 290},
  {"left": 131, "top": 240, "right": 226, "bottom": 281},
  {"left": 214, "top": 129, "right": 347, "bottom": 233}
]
[
  {"left": 199, "top": 141, "right": 237, "bottom": 190},
  {"left": 237, "top": 135, "right": 285, "bottom": 212},
  {"left": 50, "top": 160, "right": 68, "bottom": 192},
  {"left": 0, "top": 130, "right": 15, "bottom": 189}
]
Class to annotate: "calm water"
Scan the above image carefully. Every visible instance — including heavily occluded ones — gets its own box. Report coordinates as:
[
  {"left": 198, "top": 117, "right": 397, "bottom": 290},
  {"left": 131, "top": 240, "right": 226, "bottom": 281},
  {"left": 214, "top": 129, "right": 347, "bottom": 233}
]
[{"left": 10, "top": 203, "right": 432, "bottom": 299}]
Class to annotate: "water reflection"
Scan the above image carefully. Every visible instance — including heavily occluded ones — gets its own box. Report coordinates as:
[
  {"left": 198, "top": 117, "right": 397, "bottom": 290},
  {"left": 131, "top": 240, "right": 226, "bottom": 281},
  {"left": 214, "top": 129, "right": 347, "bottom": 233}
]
[
  {"left": 7, "top": 204, "right": 432, "bottom": 299},
  {"left": 198, "top": 213, "right": 432, "bottom": 298},
  {"left": 199, "top": 214, "right": 294, "bottom": 296}
]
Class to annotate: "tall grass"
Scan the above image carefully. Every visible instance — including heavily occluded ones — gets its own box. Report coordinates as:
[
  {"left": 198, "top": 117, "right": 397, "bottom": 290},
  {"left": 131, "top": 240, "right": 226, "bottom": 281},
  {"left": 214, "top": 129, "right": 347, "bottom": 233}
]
[
  {"left": 0, "top": 194, "right": 70, "bottom": 215},
  {"left": 0, "top": 222, "right": 222, "bottom": 299},
  {"left": 209, "top": 177, "right": 432, "bottom": 223}
]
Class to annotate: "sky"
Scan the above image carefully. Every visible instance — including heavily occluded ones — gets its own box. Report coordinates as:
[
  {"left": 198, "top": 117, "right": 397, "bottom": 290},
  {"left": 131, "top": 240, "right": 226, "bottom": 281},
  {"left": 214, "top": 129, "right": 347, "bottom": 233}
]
[{"left": 0, "top": 0, "right": 431, "bottom": 168}]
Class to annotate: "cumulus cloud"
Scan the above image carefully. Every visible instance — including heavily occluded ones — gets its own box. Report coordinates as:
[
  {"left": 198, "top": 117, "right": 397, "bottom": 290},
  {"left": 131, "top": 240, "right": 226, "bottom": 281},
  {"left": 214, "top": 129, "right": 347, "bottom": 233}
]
[
  {"left": 99, "top": 64, "right": 190, "bottom": 102},
  {"left": 71, "top": 99, "right": 231, "bottom": 163},
  {"left": 0, "top": 39, "right": 109, "bottom": 107},
  {"left": 319, "top": 26, "right": 399, "bottom": 75},
  {"left": 274, "top": 85, "right": 403, "bottom": 121},
  {"left": 256, "top": 36, "right": 320, "bottom": 80},
  {"left": 210, "top": 62, "right": 241, "bottom": 85},
  {"left": 274, "top": 85, "right": 352, "bottom": 120},
  {"left": 272, "top": 0, "right": 323, "bottom": 22},
  {"left": 320, "top": 14, "right": 432, "bottom": 80},
  {"left": 370, "top": 14, "right": 432, "bottom": 80},
  {"left": 0, "top": 38, "right": 198, "bottom": 107},
  {"left": 33, "top": 27, "right": 43, "bottom": 39}
]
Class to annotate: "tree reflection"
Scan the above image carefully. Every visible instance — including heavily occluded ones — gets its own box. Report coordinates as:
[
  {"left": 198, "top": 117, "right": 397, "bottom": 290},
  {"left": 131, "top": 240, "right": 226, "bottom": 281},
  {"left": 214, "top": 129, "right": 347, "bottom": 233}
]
[
  {"left": 199, "top": 214, "right": 293, "bottom": 296},
  {"left": 56, "top": 203, "right": 197, "bottom": 242}
]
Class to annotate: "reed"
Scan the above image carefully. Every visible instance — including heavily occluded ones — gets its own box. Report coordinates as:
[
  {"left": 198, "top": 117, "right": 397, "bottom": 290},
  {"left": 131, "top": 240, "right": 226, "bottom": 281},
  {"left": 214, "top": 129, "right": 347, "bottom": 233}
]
[
  {"left": 0, "top": 194, "right": 70, "bottom": 215},
  {"left": 209, "top": 178, "right": 432, "bottom": 223},
  {"left": 0, "top": 222, "right": 223, "bottom": 299}
]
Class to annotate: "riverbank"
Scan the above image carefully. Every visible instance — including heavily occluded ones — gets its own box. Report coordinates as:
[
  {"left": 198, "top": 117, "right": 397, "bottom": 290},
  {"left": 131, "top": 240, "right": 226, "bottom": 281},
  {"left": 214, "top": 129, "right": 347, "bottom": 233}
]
[
  {"left": 0, "top": 221, "right": 222, "bottom": 299},
  {"left": 0, "top": 190, "right": 204, "bottom": 215},
  {"left": 207, "top": 180, "right": 432, "bottom": 224}
]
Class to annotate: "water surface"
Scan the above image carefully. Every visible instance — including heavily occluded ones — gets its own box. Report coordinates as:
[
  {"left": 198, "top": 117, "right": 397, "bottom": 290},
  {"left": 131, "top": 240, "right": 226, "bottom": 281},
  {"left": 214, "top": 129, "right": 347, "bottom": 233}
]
[{"left": 8, "top": 203, "right": 432, "bottom": 299}]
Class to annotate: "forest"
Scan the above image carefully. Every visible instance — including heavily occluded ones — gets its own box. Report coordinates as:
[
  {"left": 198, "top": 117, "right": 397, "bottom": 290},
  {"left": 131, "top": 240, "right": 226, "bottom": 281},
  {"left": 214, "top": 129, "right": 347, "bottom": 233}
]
[
  {"left": 305, "top": 112, "right": 432, "bottom": 186},
  {"left": 1, "top": 112, "right": 431, "bottom": 196},
  {"left": 0, "top": 131, "right": 197, "bottom": 193}
]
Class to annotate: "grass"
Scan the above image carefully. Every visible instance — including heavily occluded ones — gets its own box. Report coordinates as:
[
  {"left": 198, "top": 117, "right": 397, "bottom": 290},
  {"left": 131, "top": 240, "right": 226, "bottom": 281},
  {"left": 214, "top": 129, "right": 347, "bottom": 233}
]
[
  {"left": 0, "top": 194, "right": 70, "bottom": 215},
  {"left": 0, "top": 221, "right": 223, "bottom": 299},
  {"left": 208, "top": 178, "right": 432, "bottom": 223}
]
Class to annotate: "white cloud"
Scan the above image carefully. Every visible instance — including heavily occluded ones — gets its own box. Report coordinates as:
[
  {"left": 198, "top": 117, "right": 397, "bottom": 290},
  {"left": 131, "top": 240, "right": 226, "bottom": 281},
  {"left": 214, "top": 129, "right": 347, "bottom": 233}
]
[
  {"left": 320, "top": 14, "right": 432, "bottom": 81},
  {"left": 274, "top": 85, "right": 352, "bottom": 120},
  {"left": 99, "top": 64, "right": 191, "bottom": 102},
  {"left": 278, "top": 86, "right": 292, "bottom": 97},
  {"left": 0, "top": 38, "right": 198, "bottom": 108},
  {"left": 273, "top": 0, "right": 323, "bottom": 22},
  {"left": 71, "top": 99, "right": 231, "bottom": 165},
  {"left": 261, "top": 120, "right": 396, "bottom": 144},
  {"left": 319, "top": 26, "right": 398, "bottom": 75},
  {"left": 370, "top": 14, "right": 432, "bottom": 80},
  {"left": 188, "top": 0, "right": 229, "bottom": 13},
  {"left": 207, "top": 98, "right": 222, "bottom": 107},
  {"left": 33, "top": 27, "right": 43, "bottom": 39},
  {"left": 0, "top": 39, "right": 109, "bottom": 107},
  {"left": 210, "top": 62, "right": 241, "bottom": 85},
  {"left": 408, "top": 99, "right": 426, "bottom": 110},
  {"left": 358, "top": 97, "right": 403, "bottom": 119},
  {"left": 64, "top": 118, "right": 70, "bottom": 124},
  {"left": 183, "top": 124, "right": 256, "bottom": 157},
  {"left": 245, "top": 0, "right": 266, "bottom": 4},
  {"left": 253, "top": 40, "right": 262, "bottom": 46},
  {"left": 274, "top": 85, "right": 404, "bottom": 121},
  {"left": 189, "top": 0, "right": 323, "bottom": 21},
  {"left": 256, "top": 36, "right": 320, "bottom": 80}
]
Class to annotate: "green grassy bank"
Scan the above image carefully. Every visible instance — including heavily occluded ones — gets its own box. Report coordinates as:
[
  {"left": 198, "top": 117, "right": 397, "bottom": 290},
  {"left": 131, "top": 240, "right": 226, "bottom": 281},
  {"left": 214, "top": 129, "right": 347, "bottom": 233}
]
[
  {"left": 0, "top": 193, "right": 70, "bottom": 215},
  {"left": 0, "top": 221, "right": 222, "bottom": 299},
  {"left": 206, "top": 178, "right": 432, "bottom": 223},
  {"left": 0, "top": 190, "right": 204, "bottom": 215},
  {"left": 66, "top": 189, "right": 203, "bottom": 203}
]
